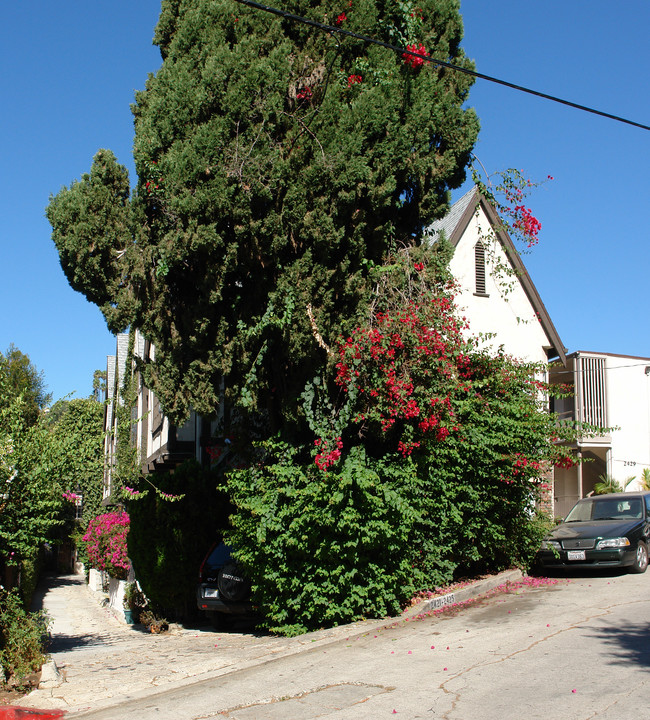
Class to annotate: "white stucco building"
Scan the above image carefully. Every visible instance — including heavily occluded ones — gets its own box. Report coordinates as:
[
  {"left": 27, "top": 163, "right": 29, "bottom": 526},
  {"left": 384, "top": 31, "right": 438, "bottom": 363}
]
[
  {"left": 429, "top": 188, "right": 650, "bottom": 518},
  {"left": 102, "top": 329, "right": 207, "bottom": 502},
  {"left": 426, "top": 187, "right": 566, "bottom": 366},
  {"left": 550, "top": 352, "right": 650, "bottom": 517}
]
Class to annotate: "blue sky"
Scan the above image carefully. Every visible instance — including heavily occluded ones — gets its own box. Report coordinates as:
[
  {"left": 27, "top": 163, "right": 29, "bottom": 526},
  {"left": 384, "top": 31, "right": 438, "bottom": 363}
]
[{"left": 1, "top": 1, "right": 648, "bottom": 403}]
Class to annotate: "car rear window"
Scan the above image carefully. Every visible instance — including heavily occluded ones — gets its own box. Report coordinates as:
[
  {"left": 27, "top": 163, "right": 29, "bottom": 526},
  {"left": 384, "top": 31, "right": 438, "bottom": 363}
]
[{"left": 205, "top": 543, "right": 233, "bottom": 569}]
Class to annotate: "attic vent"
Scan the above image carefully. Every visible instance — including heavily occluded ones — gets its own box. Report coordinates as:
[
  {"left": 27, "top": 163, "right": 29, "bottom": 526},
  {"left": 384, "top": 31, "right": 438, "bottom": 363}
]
[{"left": 474, "top": 241, "right": 488, "bottom": 296}]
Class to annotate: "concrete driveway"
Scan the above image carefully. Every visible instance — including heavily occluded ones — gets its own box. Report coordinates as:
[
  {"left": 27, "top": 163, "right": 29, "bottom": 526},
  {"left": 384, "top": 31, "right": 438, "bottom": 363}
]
[{"left": 18, "top": 568, "right": 650, "bottom": 719}]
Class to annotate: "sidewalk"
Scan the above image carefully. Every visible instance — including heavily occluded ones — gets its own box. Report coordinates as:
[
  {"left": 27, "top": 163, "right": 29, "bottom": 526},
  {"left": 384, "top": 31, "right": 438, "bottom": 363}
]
[{"left": 17, "top": 569, "right": 522, "bottom": 715}]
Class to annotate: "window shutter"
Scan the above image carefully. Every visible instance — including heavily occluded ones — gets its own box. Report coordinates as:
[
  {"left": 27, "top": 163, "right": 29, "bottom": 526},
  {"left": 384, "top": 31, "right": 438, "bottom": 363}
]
[{"left": 475, "top": 241, "right": 486, "bottom": 295}]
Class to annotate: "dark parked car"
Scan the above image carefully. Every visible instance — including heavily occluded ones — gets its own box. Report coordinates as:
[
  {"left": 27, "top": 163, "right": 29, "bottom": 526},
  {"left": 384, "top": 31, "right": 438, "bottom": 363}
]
[
  {"left": 197, "top": 542, "right": 253, "bottom": 627},
  {"left": 535, "top": 492, "right": 650, "bottom": 573}
]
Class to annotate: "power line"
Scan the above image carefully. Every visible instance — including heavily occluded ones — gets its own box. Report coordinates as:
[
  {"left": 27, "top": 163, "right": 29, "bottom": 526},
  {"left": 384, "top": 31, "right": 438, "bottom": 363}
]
[
  {"left": 233, "top": 0, "right": 650, "bottom": 133},
  {"left": 551, "top": 361, "right": 650, "bottom": 375}
]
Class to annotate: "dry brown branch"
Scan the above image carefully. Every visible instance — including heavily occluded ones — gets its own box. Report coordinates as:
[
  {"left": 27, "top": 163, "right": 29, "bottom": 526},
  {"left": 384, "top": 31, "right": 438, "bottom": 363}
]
[{"left": 306, "top": 303, "right": 333, "bottom": 356}]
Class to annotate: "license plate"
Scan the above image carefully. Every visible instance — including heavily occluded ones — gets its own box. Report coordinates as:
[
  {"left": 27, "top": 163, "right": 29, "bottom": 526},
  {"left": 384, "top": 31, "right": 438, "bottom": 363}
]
[
  {"left": 203, "top": 588, "right": 219, "bottom": 598},
  {"left": 567, "top": 550, "right": 586, "bottom": 561}
]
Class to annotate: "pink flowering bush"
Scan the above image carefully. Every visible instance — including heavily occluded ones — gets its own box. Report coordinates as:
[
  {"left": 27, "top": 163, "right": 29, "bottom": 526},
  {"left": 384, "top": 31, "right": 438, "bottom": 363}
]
[{"left": 82, "top": 511, "right": 130, "bottom": 579}]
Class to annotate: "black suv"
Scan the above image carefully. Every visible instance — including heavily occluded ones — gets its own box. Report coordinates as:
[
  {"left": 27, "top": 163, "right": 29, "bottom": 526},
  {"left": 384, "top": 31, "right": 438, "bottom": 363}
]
[{"left": 197, "top": 542, "right": 253, "bottom": 628}]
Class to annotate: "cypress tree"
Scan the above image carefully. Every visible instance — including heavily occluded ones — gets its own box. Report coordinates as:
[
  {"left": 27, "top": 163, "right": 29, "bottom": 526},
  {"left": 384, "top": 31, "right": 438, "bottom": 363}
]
[{"left": 47, "top": 0, "right": 479, "bottom": 429}]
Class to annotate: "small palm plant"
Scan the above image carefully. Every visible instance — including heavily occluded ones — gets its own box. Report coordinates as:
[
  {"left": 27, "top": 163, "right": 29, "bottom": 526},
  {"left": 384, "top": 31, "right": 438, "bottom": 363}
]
[
  {"left": 593, "top": 474, "right": 624, "bottom": 495},
  {"left": 639, "top": 468, "right": 650, "bottom": 491}
]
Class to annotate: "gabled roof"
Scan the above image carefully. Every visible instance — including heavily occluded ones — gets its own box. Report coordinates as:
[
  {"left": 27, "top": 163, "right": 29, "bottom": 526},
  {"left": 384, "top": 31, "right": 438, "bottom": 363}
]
[
  {"left": 426, "top": 187, "right": 477, "bottom": 243},
  {"left": 426, "top": 186, "right": 567, "bottom": 365}
]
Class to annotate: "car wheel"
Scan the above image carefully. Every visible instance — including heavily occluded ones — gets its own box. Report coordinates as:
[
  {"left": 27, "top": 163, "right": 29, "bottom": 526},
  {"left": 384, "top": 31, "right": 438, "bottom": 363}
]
[
  {"left": 217, "top": 562, "right": 251, "bottom": 602},
  {"left": 630, "top": 541, "right": 648, "bottom": 574}
]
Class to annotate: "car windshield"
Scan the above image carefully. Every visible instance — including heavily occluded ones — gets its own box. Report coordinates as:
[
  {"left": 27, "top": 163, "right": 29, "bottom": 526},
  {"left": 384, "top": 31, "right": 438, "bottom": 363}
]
[{"left": 565, "top": 497, "right": 643, "bottom": 522}]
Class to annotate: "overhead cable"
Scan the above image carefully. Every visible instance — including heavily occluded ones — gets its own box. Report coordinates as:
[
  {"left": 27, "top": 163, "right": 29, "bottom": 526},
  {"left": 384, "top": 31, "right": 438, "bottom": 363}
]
[{"left": 233, "top": 0, "right": 650, "bottom": 132}]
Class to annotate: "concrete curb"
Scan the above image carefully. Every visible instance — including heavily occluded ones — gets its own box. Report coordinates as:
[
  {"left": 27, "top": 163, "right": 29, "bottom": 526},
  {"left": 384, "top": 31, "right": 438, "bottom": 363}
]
[
  {"left": 38, "top": 660, "right": 62, "bottom": 689},
  {"left": 403, "top": 568, "right": 524, "bottom": 619}
]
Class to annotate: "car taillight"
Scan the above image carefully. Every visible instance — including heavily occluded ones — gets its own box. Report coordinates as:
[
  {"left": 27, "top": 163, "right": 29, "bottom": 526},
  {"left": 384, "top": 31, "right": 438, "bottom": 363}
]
[{"left": 198, "top": 543, "right": 216, "bottom": 581}]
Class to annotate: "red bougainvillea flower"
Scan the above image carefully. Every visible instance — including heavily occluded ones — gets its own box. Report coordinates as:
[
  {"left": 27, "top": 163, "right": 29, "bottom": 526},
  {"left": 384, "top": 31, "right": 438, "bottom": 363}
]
[
  {"left": 315, "top": 436, "right": 344, "bottom": 471},
  {"left": 347, "top": 74, "right": 362, "bottom": 88},
  {"left": 554, "top": 455, "right": 576, "bottom": 469},
  {"left": 512, "top": 205, "right": 542, "bottom": 247},
  {"left": 403, "top": 43, "right": 429, "bottom": 69},
  {"left": 335, "top": 11, "right": 347, "bottom": 25}
]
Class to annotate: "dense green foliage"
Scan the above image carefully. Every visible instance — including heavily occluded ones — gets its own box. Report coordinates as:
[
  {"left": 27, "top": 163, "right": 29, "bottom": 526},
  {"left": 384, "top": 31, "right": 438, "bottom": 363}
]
[
  {"left": 0, "top": 368, "right": 62, "bottom": 589},
  {"left": 0, "top": 345, "right": 51, "bottom": 429},
  {"left": 224, "top": 249, "right": 585, "bottom": 633},
  {"left": 0, "top": 348, "right": 104, "bottom": 590},
  {"left": 126, "top": 461, "right": 230, "bottom": 618},
  {"left": 0, "top": 588, "right": 49, "bottom": 686},
  {"left": 47, "top": 0, "right": 479, "bottom": 427},
  {"left": 46, "top": 398, "right": 105, "bottom": 529},
  {"left": 227, "top": 443, "right": 422, "bottom": 635}
]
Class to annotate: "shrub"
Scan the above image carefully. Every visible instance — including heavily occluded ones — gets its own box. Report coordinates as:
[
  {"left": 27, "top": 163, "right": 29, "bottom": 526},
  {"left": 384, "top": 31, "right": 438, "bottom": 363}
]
[
  {"left": 81, "top": 511, "right": 130, "bottom": 579},
  {"left": 138, "top": 610, "right": 169, "bottom": 634},
  {"left": 226, "top": 444, "right": 423, "bottom": 636},
  {"left": 0, "top": 588, "right": 49, "bottom": 685},
  {"left": 122, "top": 582, "right": 147, "bottom": 615}
]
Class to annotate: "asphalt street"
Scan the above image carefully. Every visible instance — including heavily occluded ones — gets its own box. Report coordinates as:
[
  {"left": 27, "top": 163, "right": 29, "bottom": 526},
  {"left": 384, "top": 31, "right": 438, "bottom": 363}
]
[{"left": 19, "top": 569, "right": 650, "bottom": 719}]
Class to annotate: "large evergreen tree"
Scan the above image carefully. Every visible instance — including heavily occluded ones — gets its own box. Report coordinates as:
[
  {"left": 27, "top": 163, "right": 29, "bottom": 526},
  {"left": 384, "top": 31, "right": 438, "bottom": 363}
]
[
  {"left": 0, "top": 345, "right": 51, "bottom": 428},
  {"left": 47, "top": 0, "right": 478, "bottom": 428}
]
